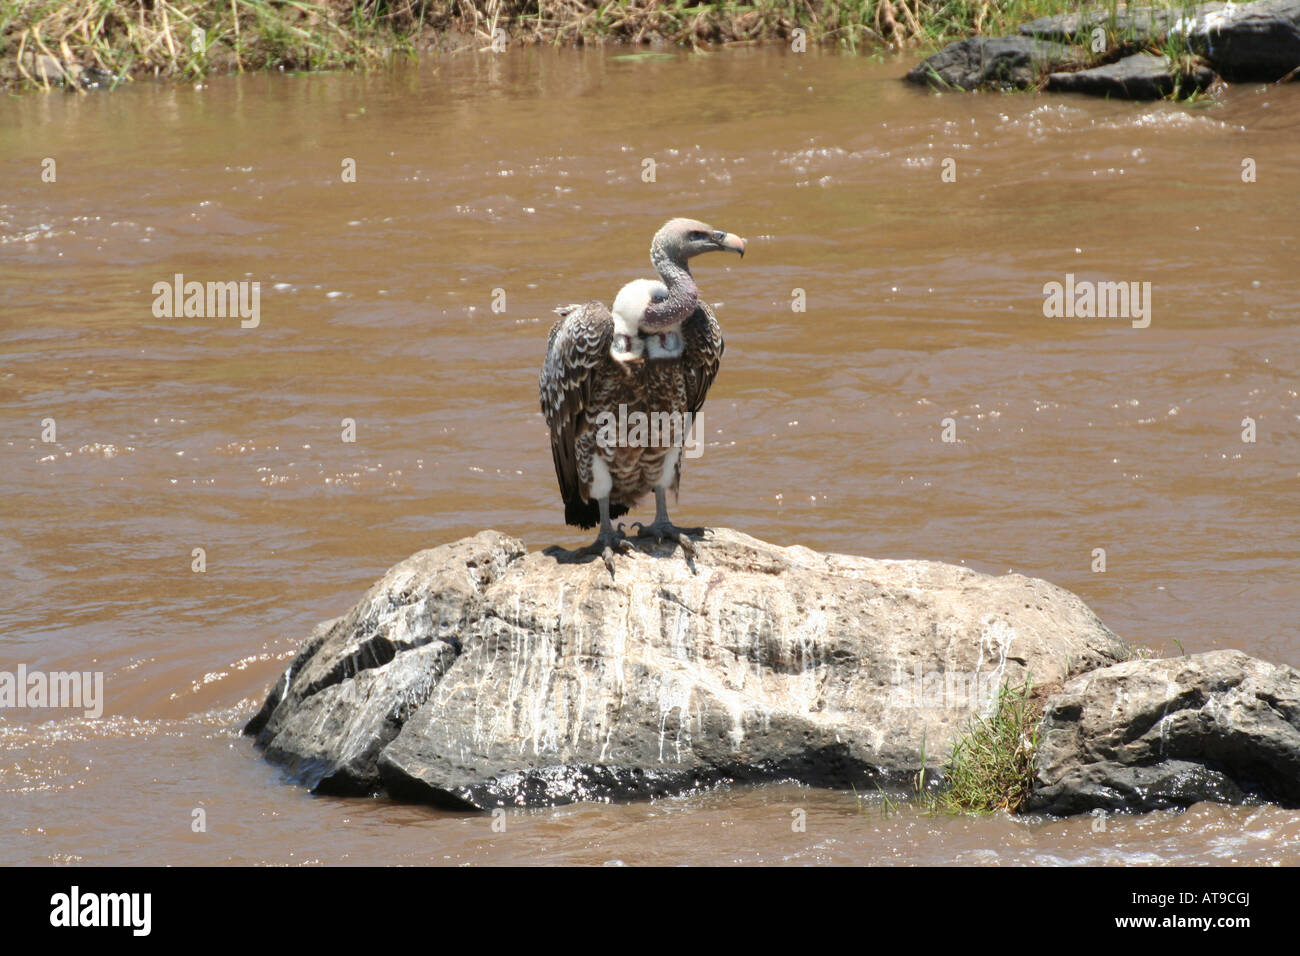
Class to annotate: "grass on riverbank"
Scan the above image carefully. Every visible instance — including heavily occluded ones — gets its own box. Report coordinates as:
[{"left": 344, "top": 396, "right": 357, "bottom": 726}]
[
  {"left": 2, "top": 0, "right": 405, "bottom": 88},
  {"left": 2, "top": 0, "right": 1086, "bottom": 90}
]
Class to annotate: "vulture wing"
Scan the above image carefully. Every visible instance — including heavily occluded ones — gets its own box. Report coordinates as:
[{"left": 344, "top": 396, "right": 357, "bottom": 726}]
[{"left": 539, "top": 301, "right": 619, "bottom": 529}]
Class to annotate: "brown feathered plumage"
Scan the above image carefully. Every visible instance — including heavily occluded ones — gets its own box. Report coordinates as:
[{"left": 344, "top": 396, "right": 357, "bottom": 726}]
[
  {"left": 539, "top": 300, "right": 723, "bottom": 529},
  {"left": 538, "top": 217, "right": 743, "bottom": 549}
]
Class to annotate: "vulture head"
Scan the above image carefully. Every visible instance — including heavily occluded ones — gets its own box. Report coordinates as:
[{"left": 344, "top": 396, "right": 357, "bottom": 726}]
[
  {"left": 652, "top": 217, "right": 747, "bottom": 266},
  {"left": 637, "top": 217, "right": 746, "bottom": 332}
]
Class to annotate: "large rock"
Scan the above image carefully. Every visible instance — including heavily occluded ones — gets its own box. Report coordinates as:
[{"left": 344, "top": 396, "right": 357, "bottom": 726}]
[
  {"left": 1046, "top": 52, "right": 1218, "bottom": 98},
  {"left": 905, "top": 36, "right": 1087, "bottom": 90},
  {"left": 1028, "top": 650, "right": 1300, "bottom": 814},
  {"left": 245, "top": 529, "right": 1130, "bottom": 809}
]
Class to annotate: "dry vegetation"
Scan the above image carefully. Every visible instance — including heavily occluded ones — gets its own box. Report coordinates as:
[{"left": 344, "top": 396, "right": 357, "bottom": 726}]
[{"left": 1, "top": 0, "right": 1083, "bottom": 90}]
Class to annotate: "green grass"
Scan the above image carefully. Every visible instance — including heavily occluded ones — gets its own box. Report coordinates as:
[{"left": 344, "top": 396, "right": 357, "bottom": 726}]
[
  {"left": 855, "top": 677, "right": 1045, "bottom": 818},
  {"left": 937, "top": 677, "right": 1042, "bottom": 814}
]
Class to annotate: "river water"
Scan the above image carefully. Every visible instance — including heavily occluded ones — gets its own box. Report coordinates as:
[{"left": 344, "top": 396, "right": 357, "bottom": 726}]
[{"left": 2, "top": 48, "right": 1297, "bottom": 865}]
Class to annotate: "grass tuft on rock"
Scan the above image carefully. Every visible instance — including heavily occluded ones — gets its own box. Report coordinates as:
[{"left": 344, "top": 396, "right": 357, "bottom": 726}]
[
  {"left": 934, "top": 677, "right": 1042, "bottom": 814},
  {"left": 854, "top": 677, "right": 1048, "bottom": 819}
]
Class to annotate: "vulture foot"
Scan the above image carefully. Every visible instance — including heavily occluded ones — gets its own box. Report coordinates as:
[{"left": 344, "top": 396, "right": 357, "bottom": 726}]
[
  {"left": 574, "top": 527, "right": 634, "bottom": 577},
  {"left": 631, "top": 520, "right": 705, "bottom": 557}
]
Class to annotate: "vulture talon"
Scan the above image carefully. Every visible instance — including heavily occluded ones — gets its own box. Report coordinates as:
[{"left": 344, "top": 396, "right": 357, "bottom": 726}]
[
  {"left": 574, "top": 526, "right": 633, "bottom": 577},
  {"left": 634, "top": 519, "right": 700, "bottom": 557}
]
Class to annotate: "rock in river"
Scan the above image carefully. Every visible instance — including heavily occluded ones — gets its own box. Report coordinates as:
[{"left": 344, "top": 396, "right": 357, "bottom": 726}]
[
  {"left": 1028, "top": 650, "right": 1300, "bottom": 814},
  {"left": 245, "top": 528, "right": 1130, "bottom": 809}
]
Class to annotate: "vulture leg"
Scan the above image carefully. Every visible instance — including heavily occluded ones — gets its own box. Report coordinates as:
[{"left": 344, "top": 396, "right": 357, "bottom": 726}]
[
  {"left": 574, "top": 496, "right": 633, "bottom": 577},
  {"left": 633, "top": 482, "right": 704, "bottom": 558}
]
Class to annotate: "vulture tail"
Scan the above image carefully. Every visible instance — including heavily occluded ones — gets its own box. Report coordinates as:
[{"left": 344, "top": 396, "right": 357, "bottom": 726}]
[{"left": 564, "top": 493, "right": 629, "bottom": 530}]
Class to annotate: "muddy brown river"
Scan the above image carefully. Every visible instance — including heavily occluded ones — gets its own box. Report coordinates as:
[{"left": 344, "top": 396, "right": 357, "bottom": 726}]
[{"left": 1, "top": 48, "right": 1297, "bottom": 865}]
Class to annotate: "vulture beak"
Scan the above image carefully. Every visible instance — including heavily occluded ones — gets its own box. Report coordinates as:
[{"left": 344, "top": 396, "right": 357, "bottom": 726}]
[{"left": 718, "top": 233, "right": 747, "bottom": 258}]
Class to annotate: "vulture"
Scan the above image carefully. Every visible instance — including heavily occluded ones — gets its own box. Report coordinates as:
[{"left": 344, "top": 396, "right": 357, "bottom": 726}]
[{"left": 539, "top": 217, "right": 746, "bottom": 572}]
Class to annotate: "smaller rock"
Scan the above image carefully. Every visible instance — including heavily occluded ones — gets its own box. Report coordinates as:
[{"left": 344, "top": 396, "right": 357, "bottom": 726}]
[
  {"left": 1046, "top": 52, "right": 1217, "bottom": 98},
  {"left": 906, "top": 36, "right": 1087, "bottom": 90},
  {"left": 1030, "top": 759, "right": 1255, "bottom": 815},
  {"left": 1029, "top": 650, "right": 1300, "bottom": 815}
]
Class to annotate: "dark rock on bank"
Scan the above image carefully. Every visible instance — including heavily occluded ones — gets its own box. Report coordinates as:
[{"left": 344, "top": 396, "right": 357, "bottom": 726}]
[
  {"left": 1194, "top": 0, "right": 1300, "bottom": 81},
  {"left": 1028, "top": 650, "right": 1300, "bottom": 814},
  {"left": 246, "top": 528, "right": 1129, "bottom": 809},
  {"left": 912, "top": 0, "right": 1300, "bottom": 96},
  {"left": 1046, "top": 52, "right": 1218, "bottom": 98},
  {"left": 1021, "top": 0, "right": 1300, "bottom": 83},
  {"left": 1018, "top": 5, "right": 1211, "bottom": 45},
  {"left": 905, "top": 36, "right": 1087, "bottom": 90}
]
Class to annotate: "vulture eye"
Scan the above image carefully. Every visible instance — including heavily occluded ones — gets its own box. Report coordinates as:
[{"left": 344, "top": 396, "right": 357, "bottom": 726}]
[{"left": 687, "top": 231, "right": 708, "bottom": 241}]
